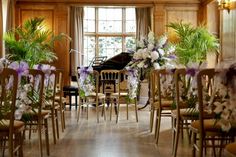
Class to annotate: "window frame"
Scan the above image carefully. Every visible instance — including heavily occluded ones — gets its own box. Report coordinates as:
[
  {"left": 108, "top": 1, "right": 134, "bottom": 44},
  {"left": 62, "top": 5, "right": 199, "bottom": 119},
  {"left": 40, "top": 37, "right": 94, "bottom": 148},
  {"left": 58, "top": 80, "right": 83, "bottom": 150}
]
[{"left": 84, "top": 7, "right": 136, "bottom": 64}]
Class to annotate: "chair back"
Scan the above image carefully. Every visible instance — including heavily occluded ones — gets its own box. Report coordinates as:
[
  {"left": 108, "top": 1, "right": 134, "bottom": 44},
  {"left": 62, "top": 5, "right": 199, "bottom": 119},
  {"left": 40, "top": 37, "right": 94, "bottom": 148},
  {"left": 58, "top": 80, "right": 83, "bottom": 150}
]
[
  {"left": 196, "top": 69, "right": 216, "bottom": 137},
  {"left": 174, "top": 68, "right": 199, "bottom": 116},
  {"left": 100, "top": 70, "right": 119, "bottom": 93},
  {"left": 44, "top": 70, "right": 58, "bottom": 109},
  {"left": 27, "top": 69, "right": 45, "bottom": 118},
  {"left": 0, "top": 68, "right": 18, "bottom": 155},
  {"left": 151, "top": 69, "right": 175, "bottom": 109}
]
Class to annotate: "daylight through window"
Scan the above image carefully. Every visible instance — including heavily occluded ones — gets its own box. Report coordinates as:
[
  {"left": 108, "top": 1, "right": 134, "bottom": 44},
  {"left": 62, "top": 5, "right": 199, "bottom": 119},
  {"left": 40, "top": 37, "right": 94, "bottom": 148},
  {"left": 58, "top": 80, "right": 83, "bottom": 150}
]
[{"left": 83, "top": 7, "right": 136, "bottom": 66}]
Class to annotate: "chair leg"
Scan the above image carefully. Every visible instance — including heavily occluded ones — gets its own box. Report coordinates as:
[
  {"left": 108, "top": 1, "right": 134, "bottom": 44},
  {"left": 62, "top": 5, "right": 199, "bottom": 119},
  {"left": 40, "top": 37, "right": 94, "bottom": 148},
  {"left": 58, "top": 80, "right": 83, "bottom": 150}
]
[
  {"left": 44, "top": 119, "right": 50, "bottom": 156},
  {"left": 110, "top": 100, "right": 113, "bottom": 121},
  {"left": 155, "top": 109, "right": 161, "bottom": 145},
  {"left": 59, "top": 101, "right": 64, "bottom": 132},
  {"left": 19, "top": 132, "right": 24, "bottom": 157},
  {"left": 51, "top": 109, "right": 57, "bottom": 144},
  {"left": 38, "top": 121, "right": 43, "bottom": 157},
  {"left": 55, "top": 109, "right": 60, "bottom": 139},
  {"left": 150, "top": 107, "right": 154, "bottom": 133},
  {"left": 116, "top": 102, "right": 120, "bottom": 123},
  {"left": 134, "top": 99, "right": 138, "bottom": 122},
  {"left": 192, "top": 132, "right": 196, "bottom": 157},
  {"left": 103, "top": 99, "right": 106, "bottom": 121},
  {"left": 126, "top": 103, "right": 129, "bottom": 120},
  {"left": 97, "top": 102, "right": 99, "bottom": 123},
  {"left": 173, "top": 119, "right": 180, "bottom": 157},
  {"left": 77, "top": 99, "right": 81, "bottom": 122}
]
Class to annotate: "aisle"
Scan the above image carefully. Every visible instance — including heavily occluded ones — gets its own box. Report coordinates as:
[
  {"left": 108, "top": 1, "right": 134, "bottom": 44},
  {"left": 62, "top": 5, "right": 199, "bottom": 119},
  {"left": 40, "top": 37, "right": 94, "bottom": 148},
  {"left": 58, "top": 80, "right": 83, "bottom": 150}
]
[{"left": 23, "top": 106, "right": 191, "bottom": 157}]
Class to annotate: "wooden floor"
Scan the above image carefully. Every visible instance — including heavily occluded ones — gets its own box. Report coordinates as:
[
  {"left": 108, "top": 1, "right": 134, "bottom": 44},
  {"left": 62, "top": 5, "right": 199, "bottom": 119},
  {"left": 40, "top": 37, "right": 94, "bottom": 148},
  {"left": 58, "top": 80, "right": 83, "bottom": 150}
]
[{"left": 22, "top": 104, "right": 228, "bottom": 157}]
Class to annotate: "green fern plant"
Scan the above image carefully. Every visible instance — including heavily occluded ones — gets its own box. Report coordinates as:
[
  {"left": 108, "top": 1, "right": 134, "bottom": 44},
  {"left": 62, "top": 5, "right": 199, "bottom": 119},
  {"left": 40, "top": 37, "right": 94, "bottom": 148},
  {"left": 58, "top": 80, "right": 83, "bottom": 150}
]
[
  {"left": 168, "top": 21, "right": 219, "bottom": 66},
  {"left": 4, "top": 17, "right": 69, "bottom": 67}
]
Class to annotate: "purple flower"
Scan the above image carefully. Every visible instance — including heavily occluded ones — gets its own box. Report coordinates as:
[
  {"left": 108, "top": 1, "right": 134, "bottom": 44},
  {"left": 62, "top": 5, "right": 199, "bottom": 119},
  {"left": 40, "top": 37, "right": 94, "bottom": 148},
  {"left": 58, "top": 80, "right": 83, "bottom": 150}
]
[
  {"left": 8, "top": 61, "right": 29, "bottom": 77},
  {"left": 186, "top": 68, "right": 197, "bottom": 77},
  {"left": 168, "top": 55, "right": 177, "bottom": 59}
]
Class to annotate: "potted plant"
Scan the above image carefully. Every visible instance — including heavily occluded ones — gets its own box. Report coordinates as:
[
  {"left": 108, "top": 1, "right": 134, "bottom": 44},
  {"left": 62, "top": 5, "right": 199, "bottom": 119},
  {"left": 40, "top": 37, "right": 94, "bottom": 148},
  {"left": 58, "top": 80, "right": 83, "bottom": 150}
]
[
  {"left": 4, "top": 17, "right": 69, "bottom": 67},
  {"left": 167, "top": 21, "right": 219, "bottom": 66}
]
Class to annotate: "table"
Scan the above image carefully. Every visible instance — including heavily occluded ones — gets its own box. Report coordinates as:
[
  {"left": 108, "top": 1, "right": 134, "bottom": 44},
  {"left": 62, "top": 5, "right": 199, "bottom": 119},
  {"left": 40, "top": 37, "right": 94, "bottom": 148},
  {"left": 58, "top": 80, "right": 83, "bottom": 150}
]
[{"left": 63, "top": 85, "right": 79, "bottom": 110}]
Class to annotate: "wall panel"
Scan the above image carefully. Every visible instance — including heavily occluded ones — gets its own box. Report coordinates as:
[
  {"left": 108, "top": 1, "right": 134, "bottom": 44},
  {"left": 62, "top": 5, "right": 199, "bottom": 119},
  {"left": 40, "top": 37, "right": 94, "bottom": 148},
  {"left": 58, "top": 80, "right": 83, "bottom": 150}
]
[{"left": 221, "top": 9, "right": 236, "bottom": 62}]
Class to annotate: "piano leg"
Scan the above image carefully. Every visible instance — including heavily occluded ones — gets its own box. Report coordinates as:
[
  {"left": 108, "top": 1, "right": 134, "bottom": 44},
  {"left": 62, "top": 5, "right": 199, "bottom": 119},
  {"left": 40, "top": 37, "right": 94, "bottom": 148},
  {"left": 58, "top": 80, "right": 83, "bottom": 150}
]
[{"left": 138, "top": 79, "right": 150, "bottom": 110}]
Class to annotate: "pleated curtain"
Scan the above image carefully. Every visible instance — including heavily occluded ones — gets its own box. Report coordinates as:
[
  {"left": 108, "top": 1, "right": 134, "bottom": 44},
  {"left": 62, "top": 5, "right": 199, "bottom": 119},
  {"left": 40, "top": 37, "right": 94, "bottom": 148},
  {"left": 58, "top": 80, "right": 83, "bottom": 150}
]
[{"left": 70, "top": 7, "right": 84, "bottom": 77}]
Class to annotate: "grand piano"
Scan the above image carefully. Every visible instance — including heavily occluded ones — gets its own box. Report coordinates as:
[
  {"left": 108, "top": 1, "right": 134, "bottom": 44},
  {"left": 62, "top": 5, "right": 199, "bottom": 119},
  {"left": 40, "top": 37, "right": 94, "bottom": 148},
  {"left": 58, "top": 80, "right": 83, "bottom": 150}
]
[{"left": 90, "top": 52, "right": 133, "bottom": 72}]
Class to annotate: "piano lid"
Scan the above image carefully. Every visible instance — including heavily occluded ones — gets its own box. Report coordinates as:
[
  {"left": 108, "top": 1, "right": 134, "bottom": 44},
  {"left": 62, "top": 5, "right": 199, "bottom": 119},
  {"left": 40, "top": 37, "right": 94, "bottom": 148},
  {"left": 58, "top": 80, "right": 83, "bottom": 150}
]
[{"left": 92, "top": 52, "right": 133, "bottom": 71}]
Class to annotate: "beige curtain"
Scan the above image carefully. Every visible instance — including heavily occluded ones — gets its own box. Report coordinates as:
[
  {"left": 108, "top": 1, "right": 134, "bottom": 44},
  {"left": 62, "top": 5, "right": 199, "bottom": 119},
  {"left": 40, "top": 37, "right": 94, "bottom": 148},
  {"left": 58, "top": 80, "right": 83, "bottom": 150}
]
[
  {"left": 6, "top": 0, "right": 15, "bottom": 31},
  {"left": 70, "top": 7, "right": 84, "bottom": 77},
  {"left": 0, "top": 1, "right": 3, "bottom": 57},
  {"left": 135, "top": 8, "right": 151, "bottom": 41}
]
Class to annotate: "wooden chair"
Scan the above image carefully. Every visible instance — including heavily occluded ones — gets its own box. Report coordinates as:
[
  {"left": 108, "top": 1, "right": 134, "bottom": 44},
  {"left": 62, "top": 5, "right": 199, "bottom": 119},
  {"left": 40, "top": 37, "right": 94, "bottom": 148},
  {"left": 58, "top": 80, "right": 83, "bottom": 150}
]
[
  {"left": 225, "top": 143, "right": 236, "bottom": 157},
  {"left": 172, "top": 68, "right": 200, "bottom": 157},
  {"left": 110, "top": 70, "right": 138, "bottom": 123},
  {"left": 55, "top": 69, "right": 66, "bottom": 132},
  {"left": 44, "top": 70, "right": 60, "bottom": 144},
  {"left": 22, "top": 69, "right": 50, "bottom": 157},
  {"left": 77, "top": 70, "right": 106, "bottom": 123},
  {"left": 189, "top": 69, "right": 236, "bottom": 157},
  {"left": 0, "top": 68, "right": 24, "bottom": 157},
  {"left": 150, "top": 69, "right": 174, "bottom": 145},
  {"left": 100, "top": 69, "right": 119, "bottom": 120}
]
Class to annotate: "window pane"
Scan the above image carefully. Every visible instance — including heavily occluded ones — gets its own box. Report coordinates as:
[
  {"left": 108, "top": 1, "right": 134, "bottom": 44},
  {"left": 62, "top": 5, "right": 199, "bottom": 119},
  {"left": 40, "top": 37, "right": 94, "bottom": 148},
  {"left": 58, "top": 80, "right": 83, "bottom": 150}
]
[
  {"left": 125, "top": 37, "right": 136, "bottom": 51},
  {"left": 84, "top": 7, "right": 95, "bottom": 32},
  {"left": 84, "top": 36, "right": 95, "bottom": 66},
  {"left": 98, "top": 37, "right": 122, "bottom": 58},
  {"left": 126, "top": 8, "right": 135, "bottom": 21},
  {"left": 98, "top": 8, "right": 122, "bottom": 33},
  {"left": 126, "top": 8, "right": 136, "bottom": 33}
]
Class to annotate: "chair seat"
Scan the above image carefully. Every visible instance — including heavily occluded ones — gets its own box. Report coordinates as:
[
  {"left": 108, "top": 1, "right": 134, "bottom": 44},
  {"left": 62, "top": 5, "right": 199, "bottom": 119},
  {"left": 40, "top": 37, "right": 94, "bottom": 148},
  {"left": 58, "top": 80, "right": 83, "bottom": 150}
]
[
  {"left": 0, "top": 120, "right": 25, "bottom": 132},
  {"left": 225, "top": 143, "right": 236, "bottom": 156},
  {"left": 110, "top": 92, "right": 128, "bottom": 97},
  {"left": 87, "top": 92, "right": 106, "bottom": 99},
  {"left": 152, "top": 100, "right": 173, "bottom": 109},
  {"left": 171, "top": 108, "right": 199, "bottom": 119},
  {"left": 55, "top": 96, "right": 67, "bottom": 103},
  {"left": 190, "top": 119, "right": 222, "bottom": 133},
  {"left": 22, "top": 109, "right": 50, "bottom": 121}
]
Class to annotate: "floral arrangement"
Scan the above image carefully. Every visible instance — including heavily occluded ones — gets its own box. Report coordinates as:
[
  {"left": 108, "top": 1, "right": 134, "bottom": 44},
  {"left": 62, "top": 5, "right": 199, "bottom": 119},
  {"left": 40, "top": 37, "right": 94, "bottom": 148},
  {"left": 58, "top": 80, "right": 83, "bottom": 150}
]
[
  {"left": 126, "top": 67, "right": 139, "bottom": 99},
  {"left": 78, "top": 66, "right": 94, "bottom": 98},
  {"left": 125, "top": 31, "right": 177, "bottom": 100},
  {"left": 127, "top": 31, "right": 176, "bottom": 71},
  {"left": 206, "top": 63, "right": 236, "bottom": 131},
  {"left": 0, "top": 58, "right": 56, "bottom": 120}
]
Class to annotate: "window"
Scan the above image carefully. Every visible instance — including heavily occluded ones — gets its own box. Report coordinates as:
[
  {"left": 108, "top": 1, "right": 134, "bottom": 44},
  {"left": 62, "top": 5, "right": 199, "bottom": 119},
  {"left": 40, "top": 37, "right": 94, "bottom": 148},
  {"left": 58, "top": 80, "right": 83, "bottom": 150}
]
[{"left": 83, "top": 7, "right": 136, "bottom": 66}]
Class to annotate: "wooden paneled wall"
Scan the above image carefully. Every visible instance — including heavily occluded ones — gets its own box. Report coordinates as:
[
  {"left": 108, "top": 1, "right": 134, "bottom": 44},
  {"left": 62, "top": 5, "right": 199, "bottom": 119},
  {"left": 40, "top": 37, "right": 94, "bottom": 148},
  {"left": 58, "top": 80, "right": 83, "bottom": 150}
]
[
  {"left": 221, "top": 9, "right": 236, "bottom": 63},
  {"left": 15, "top": 0, "right": 201, "bottom": 85}
]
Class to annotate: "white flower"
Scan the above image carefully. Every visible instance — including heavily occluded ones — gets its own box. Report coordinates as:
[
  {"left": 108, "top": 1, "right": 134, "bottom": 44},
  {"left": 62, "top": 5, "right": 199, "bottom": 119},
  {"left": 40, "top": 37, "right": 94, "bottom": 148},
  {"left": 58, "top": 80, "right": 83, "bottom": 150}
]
[
  {"left": 214, "top": 102, "right": 224, "bottom": 114},
  {"left": 137, "top": 40, "right": 145, "bottom": 48},
  {"left": 150, "top": 51, "right": 159, "bottom": 62},
  {"left": 133, "top": 50, "right": 143, "bottom": 60},
  {"left": 148, "top": 31, "right": 155, "bottom": 44},
  {"left": 158, "top": 48, "right": 165, "bottom": 56},
  {"left": 147, "top": 44, "right": 154, "bottom": 51},
  {"left": 166, "top": 45, "right": 176, "bottom": 54},
  {"left": 153, "top": 63, "right": 161, "bottom": 69},
  {"left": 141, "top": 49, "right": 149, "bottom": 60},
  {"left": 158, "top": 35, "right": 167, "bottom": 47},
  {"left": 137, "top": 60, "right": 145, "bottom": 68},
  {"left": 220, "top": 120, "right": 231, "bottom": 132}
]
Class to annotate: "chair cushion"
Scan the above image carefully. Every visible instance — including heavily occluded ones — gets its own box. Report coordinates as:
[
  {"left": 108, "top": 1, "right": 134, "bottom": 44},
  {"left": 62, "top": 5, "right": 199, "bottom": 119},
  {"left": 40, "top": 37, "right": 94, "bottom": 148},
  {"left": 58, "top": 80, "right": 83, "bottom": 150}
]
[
  {"left": 152, "top": 100, "right": 173, "bottom": 109},
  {"left": 86, "top": 92, "right": 106, "bottom": 99},
  {"left": 190, "top": 119, "right": 222, "bottom": 133},
  {"left": 225, "top": 143, "right": 236, "bottom": 156},
  {"left": 0, "top": 120, "right": 24, "bottom": 132},
  {"left": 110, "top": 92, "right": 128, "bottom": 97},
  {"left": 171, "top": 108, "right": 199, "bottom": 119},
  {"left": 22, "top": 109, "right": 50, "bottom": 121}
]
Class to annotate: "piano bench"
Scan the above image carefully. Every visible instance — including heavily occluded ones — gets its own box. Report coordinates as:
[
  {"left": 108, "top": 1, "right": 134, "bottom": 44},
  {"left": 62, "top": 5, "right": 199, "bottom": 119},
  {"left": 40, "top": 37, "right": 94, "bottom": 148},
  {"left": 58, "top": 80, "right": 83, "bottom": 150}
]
[{"left": 63, "top": 85, "right": 79, "bottom": 110}]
